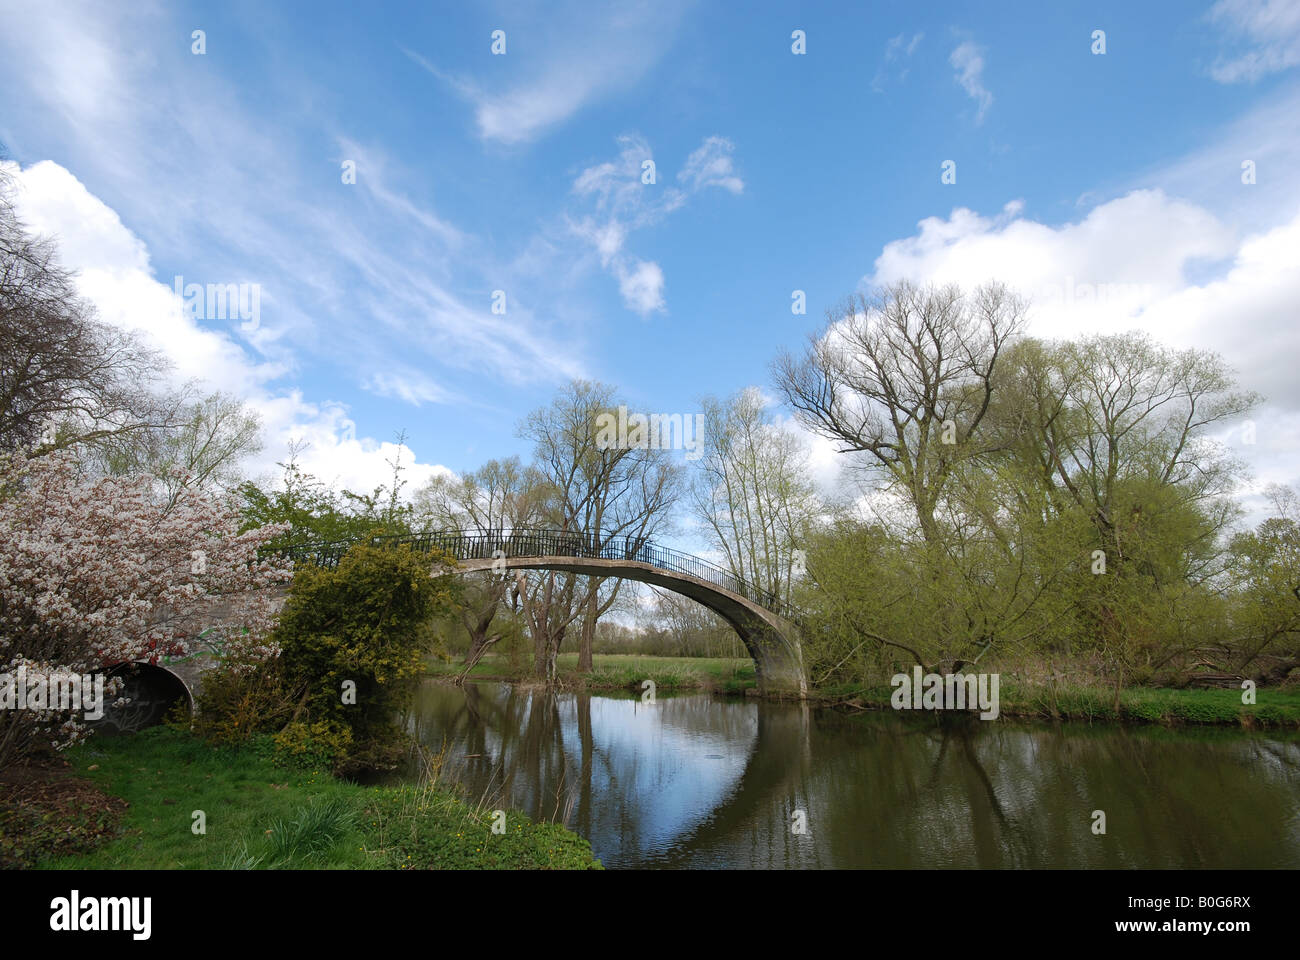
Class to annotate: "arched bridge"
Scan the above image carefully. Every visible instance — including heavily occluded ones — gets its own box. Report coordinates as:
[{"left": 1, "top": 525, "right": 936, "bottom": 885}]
[{"left": 280, "top": 530, "right": 807, "bottom": 696}]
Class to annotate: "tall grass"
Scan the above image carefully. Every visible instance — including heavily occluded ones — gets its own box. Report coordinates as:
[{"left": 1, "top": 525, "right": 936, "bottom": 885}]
[{"left": 267, "top": 795, "right": 357, "bottom": 863}]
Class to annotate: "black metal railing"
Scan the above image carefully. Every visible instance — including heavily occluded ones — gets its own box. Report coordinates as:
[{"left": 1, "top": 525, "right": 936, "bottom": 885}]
[{"left": 269, "top": 528, "right": 798, "bottom": 620}]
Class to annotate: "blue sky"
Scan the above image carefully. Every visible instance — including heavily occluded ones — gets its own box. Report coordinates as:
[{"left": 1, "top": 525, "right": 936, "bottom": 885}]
[{"left": 1, "top": 0, "right": 1299, "bottom": 518}]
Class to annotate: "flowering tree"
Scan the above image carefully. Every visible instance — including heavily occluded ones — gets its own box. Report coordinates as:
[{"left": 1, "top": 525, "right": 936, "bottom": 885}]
[{"left": 0, "top": 449, "right": 292, "bottom": 766}]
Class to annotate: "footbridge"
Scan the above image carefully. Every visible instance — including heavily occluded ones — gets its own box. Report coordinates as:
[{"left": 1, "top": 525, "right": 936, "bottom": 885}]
[{"left": 281, "top": 529, "right": 807, "bottom": 696}]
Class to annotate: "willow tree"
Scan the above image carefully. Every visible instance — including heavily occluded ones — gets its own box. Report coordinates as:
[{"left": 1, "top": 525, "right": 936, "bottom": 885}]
[
  {"left": 690, "top": 386, "right": 820, "bottom": 606},
  {"left": 773, "top": 281, "right": 1028, "bottom": 679},
  {"left": 412, "top": 456, "right": 548, "bottom": 667},
  {"left": 997, "top": 332, "right": 1258, "bottom": 689},
  {"left": 774, "top": 280, "right": 1026, "bottom": 544},
  {"left": 517, "top": 380, "right": 680, "bottom": 678},
  {"left": 1228, "top": 485, "right": 1300, "bottom": 684}
]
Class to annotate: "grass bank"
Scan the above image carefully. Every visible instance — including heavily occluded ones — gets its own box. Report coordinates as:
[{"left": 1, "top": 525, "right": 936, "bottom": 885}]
[
  {"left": 429, "top": 652, "right": 1300, "bottom": 727},
  {"left": 11, "top": 726, "right": 600, "bottom": 870},
  {"left": 815, "top": 679, "right": 1300, "bottom": 727},
  {"left": 428, "top": 652, "right": 757, "bottom": 694}
]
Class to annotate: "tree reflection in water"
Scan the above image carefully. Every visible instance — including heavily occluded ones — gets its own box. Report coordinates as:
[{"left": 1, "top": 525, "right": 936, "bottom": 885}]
[{"left": 402, "top": 681, "right": 1300, "bottom": 869}]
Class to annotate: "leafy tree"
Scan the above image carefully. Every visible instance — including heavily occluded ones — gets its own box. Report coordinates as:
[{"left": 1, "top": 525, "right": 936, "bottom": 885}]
[
  {"left": 1226, "top": 485, "right": 1300, "bottom": 684},
  {"left": 237, "top": 442, "right": 414, "bottom": 550}
]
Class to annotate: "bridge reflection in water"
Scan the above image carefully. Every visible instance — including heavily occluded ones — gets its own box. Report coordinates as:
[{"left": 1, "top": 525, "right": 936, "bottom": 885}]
[{"left": 404, "top": 681, "right": 1300, "bottom": 869}]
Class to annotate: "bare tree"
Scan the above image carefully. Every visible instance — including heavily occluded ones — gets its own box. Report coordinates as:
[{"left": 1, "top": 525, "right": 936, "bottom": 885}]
[
  {"left": 89, "top": 389, "right": 263, "bottom": 506},
  {"left": 0, "top": 168, "right": 172, "bottom": 455},
  {"left": 518, "top": 380, "right": 681, "bottom": 678},
  {"left": 774, "top": 280, "right": 1026, "bottom": 543},
  {"left": 690, "top": 387, "right": 820, "bottom": 604},
  {"left": 413, "top": 456, "right": 547, "bottom": 667}
]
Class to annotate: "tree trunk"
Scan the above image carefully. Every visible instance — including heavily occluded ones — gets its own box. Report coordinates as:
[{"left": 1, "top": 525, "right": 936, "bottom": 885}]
[
  {"left": 578, "top": 591, "right": 597, "bottom": 672},
  {"left": 457, "top": 634, "right": 500, "bottom": 684},
  {"left": 462, "top": 603, "right": 497, "bottom": 665}
]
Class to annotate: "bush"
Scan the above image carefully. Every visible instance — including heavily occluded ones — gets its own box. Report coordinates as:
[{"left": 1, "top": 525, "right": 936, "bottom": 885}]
[
  {"left": 270, "top": 540, "right": 460, "bottom": 773},
  {"left": 272, "top": 720, "right": 354, "bottom": 770},
  {"left": 193, "top": 656, "right": 302, "bottom": 747}
]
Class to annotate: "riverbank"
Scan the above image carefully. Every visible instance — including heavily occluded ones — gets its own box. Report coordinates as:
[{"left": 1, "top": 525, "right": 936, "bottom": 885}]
[
  {"left": 3, "top": 726, "right": 601, "bottom": 870},
  {"left": 814, "top": 679, "right": 1300, "bottom": 727},
  {"left": 430, "top": 653, "right": 1300, "bottom": 727},
  {"left": 428, "top": 652, "right": 758, "bottom": 694}
]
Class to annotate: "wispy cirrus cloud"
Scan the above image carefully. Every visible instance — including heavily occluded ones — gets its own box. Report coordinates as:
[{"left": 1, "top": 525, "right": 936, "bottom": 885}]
[
  {"left": 872, "top": 32, "right": 923, "bottom": 92},
  {"left": 568, "top": 133, "right": 743, "bottom": 315},
  {"left": 0, "top": 0, "right": 587, "bottom": 489},
  {"left": 403, "top": 1, "right": 691, "bottom": 146},
  {"left": 949, "top": 40, "right": 992, "bottom": 124},
  {"left": 1205, "top": 0, "right": 1300, "bottom": 82},
  {"left": 678, "top": 137, "right": 744, "bottom": 195}
]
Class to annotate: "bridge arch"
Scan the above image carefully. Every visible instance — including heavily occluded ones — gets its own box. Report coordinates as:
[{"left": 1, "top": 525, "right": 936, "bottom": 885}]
[
  {"left": 89, "top": 661, "right": 194, "bottom": 734},
  {"left": 283, "top": 530, "right": 808, "bottom": 696},
  {"left": 453, "top": 555, "right": 806, "bottom": 695}
]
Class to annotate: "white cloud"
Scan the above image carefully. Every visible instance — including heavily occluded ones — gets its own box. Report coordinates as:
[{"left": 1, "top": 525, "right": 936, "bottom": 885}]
[
  {"left": 403, "top": 2, "right": 690, "bottom": 145},
  {"left": 569, "top": 134, "right": 742, "bottom": 314},
  {"left": 871, "top": 191, "right": 1236, "bottom": 323},
  {"left": 1140, "top": 88, "right": 1300, "bottom": 230},
  {"left": 0, "top": 1, "right": 585, "bottom": 413},
  {"left": 862, "top": 189, "right": 1300, "bottom": 521},
  {"left": 872, "top": 31, "right": 923, "bottom": 92},
  {"left": 572, "top": 134, "right": 685, "bottom": 221},
  {"left": 2, "top": 159, "right": 456, "bottom": 497},
  {"left": 678, "top": 137, "right": 744, "bottom": 195},
  {"left": 1206, "top": 0, "right": 1300, "bottom": 83},
  {"left": 949, "top": 41, "right": 993, "bottom": 124},
  {"left": 362, "top": 370, "right": 456, "bottom": 407},
  {"left": 616, "top": 259, "right": 666, "bottom": 315}
]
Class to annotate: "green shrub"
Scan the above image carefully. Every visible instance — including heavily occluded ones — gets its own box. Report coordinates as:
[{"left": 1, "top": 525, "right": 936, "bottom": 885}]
[
  {"left": 192, "top": 656, "right": 301, "bottom": 746},
  {"left": 272, "top": 720, "right": 354, "bottom": 770},
  {"left": 270, "top": 539, "right": 460, "bottom": 772}
]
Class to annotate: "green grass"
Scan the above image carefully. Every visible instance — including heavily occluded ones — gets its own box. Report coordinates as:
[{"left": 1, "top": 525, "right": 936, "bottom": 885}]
[
  {"left": 36, "top": 726, "right": 600, "bottom": 870},
  {"left": 427, "top": 651, "right": 1299, "bottom": 726},
  {"left": 428, "top": 652, "right": 757, "bottom": 693},
  {"left": 817, "top": 678, "right": 1300, "bottom": 727}
]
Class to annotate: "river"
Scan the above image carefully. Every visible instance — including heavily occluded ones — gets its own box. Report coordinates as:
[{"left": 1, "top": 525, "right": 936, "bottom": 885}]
[{"left": 401, "top": 679, "right": 1300, "bottom": 869}]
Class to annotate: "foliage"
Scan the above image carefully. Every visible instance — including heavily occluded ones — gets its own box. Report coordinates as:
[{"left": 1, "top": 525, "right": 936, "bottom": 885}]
[
  {"left": 269, "top": 540, "right": 460, "bottom": 772},
  {"left": 1225, "top": 485, "right": 1300, "bottom": 679},
  {"left": 780, "top": 303, "right": 1270, "bottom": 693},
  {"left": 237, "top": 452, "right": 410, "bottom": 550},
  {"left": 271, "top": 720, "right": 355, "bottom": 771},
  {"left": 192, "top": 655, "right": 303, "bottom": 747}
]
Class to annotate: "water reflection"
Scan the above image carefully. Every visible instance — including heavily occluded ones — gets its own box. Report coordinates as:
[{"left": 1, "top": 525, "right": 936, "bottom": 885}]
[{"left": 403, "top": 680, "right": 1300, "bottom": 869}]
